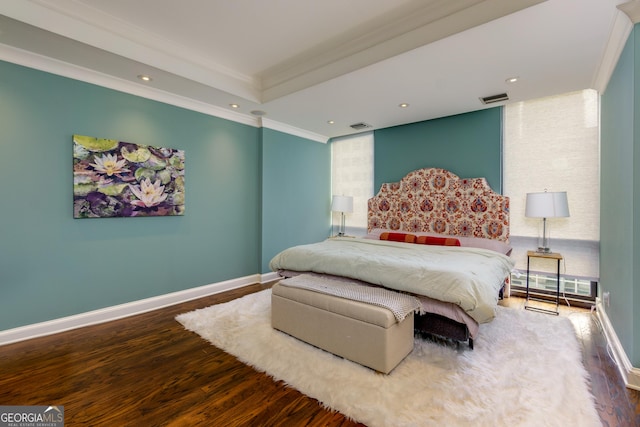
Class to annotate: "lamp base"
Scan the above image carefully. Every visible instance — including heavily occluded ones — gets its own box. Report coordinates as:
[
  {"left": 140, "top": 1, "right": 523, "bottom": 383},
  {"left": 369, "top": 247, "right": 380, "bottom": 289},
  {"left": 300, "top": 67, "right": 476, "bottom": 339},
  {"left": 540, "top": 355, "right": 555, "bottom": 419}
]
[{"left": 536, "top": 246, "right": 551, "bottom": 253}]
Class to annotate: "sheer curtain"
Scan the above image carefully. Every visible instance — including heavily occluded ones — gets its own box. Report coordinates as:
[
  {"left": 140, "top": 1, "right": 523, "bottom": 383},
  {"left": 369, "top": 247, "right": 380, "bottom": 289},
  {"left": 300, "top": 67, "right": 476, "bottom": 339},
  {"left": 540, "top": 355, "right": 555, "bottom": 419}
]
[
  {"left": 331, "top": 132, "right": 374, "bottom": 236},
  {"left": 503, "top": 89, "right": 600, "bottom": 280}
]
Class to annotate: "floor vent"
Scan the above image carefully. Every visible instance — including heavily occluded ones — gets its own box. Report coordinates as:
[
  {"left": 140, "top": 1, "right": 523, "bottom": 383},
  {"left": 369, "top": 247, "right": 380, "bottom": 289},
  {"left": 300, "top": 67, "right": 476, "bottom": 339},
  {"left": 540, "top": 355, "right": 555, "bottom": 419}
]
[
  {"left": 480, "top": 93, "right": 509, "bottom": 104},
  {"left": 350, "top": 122, "right": 372, "bottom": 130}
]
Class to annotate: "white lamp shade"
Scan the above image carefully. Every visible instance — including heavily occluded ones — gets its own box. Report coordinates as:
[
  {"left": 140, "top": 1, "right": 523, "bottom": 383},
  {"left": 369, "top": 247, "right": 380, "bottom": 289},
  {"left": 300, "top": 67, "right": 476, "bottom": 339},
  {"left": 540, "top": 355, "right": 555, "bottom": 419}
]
[
  {"left": 525, "top": 191, "right": 570, "bottom": 218},
  {"left": 332, "top": 195, "right": 353, "bottom": 213}
]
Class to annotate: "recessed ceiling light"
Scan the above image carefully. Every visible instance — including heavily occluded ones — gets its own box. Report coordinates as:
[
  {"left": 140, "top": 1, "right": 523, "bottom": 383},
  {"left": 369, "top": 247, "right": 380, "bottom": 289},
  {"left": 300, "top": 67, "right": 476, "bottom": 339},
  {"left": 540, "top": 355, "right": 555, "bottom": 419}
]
[
  {"left": 506, "top": 77, "right": 519, "bottom": 83},
  {"left": 137, "top": 74, "right": 152, "bottom": 82},
  {"left": 229, "top": 103, "right": 239, "bottom": 109},
  {"left": 399, "top": 103, "right": 409, "bottom": 108},
  {"left": 327, "top": 120, "right": 335, "bottom": 124},
  {"left": 250, "top": 110, "right": 267, "bottom": 116}
]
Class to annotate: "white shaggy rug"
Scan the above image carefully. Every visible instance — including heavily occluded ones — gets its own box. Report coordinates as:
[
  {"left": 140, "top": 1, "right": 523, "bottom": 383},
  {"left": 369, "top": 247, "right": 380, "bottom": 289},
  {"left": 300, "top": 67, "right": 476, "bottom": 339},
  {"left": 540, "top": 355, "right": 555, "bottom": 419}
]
[{"left": 176, "top": 290, "right": 601, "bottom": 427}]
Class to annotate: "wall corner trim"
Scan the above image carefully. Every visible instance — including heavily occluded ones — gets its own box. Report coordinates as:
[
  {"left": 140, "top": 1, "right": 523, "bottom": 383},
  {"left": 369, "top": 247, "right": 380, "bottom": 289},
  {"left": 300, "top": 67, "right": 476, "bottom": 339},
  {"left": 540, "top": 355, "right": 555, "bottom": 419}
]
[
  {"left": 596, "top": 298, "right": 640, "bottom": 391},
  {"left": 0, "top": 274, "right": 260, "bottom": 347}
]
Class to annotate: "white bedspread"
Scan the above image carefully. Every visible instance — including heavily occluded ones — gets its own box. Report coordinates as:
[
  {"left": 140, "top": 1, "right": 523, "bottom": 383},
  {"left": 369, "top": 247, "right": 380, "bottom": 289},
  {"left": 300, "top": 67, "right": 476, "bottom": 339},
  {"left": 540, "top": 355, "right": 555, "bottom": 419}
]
[{"left": 269, "top": 237, "right": 515, "bottom": 323}]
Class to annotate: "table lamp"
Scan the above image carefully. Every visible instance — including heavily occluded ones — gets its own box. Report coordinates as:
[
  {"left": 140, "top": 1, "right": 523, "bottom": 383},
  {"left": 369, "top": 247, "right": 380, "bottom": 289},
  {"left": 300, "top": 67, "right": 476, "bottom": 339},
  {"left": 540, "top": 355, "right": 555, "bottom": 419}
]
[
  {"left": 525, "top": 191, "right": 569, "bottom": 253},
  {"left": 332, "top": 195, "right": 353, "bottom": 236}
]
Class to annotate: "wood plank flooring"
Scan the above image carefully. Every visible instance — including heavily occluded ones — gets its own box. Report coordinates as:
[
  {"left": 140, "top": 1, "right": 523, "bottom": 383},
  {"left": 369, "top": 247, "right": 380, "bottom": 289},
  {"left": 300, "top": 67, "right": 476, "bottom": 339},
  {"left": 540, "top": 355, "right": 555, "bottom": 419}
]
[{"left": 0, "top": 283, "right": 638, "bottom": 426}]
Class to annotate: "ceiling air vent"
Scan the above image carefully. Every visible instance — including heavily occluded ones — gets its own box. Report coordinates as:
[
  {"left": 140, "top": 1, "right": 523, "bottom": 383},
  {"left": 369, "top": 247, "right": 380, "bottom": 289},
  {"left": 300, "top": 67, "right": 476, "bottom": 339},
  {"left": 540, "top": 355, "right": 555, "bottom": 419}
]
[
  {"left": 480, "top": 93, "right": 509, "bottom": 105},
  {"left": 350, "top": 122, "right": 372, "bottom": 130}
]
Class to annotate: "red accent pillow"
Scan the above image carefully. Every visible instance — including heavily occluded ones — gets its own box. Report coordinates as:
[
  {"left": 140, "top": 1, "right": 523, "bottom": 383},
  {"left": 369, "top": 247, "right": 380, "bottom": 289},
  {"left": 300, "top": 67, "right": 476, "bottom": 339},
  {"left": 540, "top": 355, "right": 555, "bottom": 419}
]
[
  {"left": 379, "top": 232, "right": 416, "bottom": 243},
  {"left": 415, "top": 235, "right": 461, "bottom": 246}
]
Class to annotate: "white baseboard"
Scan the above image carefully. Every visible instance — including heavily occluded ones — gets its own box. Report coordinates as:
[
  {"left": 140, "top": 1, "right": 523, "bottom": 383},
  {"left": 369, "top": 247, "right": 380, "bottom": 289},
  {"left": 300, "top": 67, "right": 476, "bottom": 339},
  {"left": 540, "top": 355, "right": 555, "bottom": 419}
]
[
  {"left": 595, "top": 298, "right": 640, "bottom": 391},
  {"left": 260, "top": 271, "right": 280, "bottom": 283},
  {"left": 0, "top": 273, "right": 273, "bottom": 347}
]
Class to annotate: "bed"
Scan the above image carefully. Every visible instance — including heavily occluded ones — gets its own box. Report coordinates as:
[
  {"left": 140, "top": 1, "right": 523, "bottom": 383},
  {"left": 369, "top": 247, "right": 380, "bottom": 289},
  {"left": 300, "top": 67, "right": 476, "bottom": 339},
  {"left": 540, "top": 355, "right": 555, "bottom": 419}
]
[{"left": 270, "top": 168, "right": 514, "bottom": 349}]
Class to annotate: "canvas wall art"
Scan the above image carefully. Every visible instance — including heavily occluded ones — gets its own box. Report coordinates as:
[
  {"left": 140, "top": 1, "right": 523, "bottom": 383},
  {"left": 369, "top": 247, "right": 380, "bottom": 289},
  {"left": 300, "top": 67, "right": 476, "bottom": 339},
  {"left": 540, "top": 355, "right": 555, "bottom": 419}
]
[{"left": 73, "top": 135, "right": 185, "bottom": 218}]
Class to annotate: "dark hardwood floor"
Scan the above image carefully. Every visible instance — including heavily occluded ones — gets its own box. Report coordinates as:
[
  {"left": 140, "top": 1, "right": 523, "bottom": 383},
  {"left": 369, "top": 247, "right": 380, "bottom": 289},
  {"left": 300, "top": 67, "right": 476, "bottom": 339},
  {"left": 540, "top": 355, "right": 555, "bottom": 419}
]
[{"left": 0, "top": 283, "right": 638, "bottom": 426}]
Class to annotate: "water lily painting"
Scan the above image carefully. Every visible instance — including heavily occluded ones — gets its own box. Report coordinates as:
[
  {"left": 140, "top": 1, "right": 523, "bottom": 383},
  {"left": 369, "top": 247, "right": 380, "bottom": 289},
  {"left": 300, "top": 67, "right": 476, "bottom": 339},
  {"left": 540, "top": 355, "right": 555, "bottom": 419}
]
[{"left": 73, "top": 135, "right": 185, "bottom": 218}]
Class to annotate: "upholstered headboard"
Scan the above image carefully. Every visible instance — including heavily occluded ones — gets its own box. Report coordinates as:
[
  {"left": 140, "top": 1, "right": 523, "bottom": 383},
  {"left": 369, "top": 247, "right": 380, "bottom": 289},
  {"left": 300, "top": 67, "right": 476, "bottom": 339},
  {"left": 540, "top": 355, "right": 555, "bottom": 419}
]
[{"left": 368, "top": 168, "right": 510, "bottom": 242}]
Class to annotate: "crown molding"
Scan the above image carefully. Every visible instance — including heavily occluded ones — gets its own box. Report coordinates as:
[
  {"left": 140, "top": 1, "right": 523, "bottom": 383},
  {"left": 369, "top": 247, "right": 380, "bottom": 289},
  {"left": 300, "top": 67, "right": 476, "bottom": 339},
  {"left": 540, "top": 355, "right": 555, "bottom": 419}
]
[
  {"left": 0, "top": 42, "right": 330, "bottom": 141},
  {"left": 261, "top": 118, "right": 329, "bottom": 143},
  {"left": 260, "top": 0, "right": 545, "bottom": 102},
  {"left": 0, "top": 0, "right": 261, "bottom": 102},
  {"left": 2, "top": 0, "right": 546, "bottom": 105},
  {"left": 593, "top": 8, "right": 634, "bottom": 94},
  {"left": 0, "top": 43, "right": 260, "bottom": 127},
  {"left": 618, "top": 0, "right": 640, "bottom": 23}
]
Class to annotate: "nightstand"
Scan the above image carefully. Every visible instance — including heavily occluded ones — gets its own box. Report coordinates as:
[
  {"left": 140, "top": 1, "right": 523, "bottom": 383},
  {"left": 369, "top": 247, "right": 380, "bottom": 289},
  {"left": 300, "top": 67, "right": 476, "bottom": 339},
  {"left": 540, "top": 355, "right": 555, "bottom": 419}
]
[{"left": 525, "top": 250, "right": 563, "bottom": 315}]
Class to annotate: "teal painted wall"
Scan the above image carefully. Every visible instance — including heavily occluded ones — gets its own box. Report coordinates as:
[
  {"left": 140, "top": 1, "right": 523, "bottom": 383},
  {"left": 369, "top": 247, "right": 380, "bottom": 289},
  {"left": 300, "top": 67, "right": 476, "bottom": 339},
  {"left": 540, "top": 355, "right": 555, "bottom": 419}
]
[
  {"left": 373, "top": 108, "right": 503, "bottom": 193},
  {"left": 0, "top": 60, "right": 262, "bottom": 330},
  {"left": 261, "top": 128, "right": 331, "bottom": 273},
  {"left": 600, "top": 24, "right": 640, "bottom": 365}
]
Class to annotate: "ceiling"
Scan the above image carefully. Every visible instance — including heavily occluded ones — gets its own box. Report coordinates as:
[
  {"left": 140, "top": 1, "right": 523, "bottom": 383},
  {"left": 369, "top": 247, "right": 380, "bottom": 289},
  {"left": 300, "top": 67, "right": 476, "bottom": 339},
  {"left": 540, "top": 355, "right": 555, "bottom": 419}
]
[{"left": 0, "top": 0, "right": 632, "bottom": 141}]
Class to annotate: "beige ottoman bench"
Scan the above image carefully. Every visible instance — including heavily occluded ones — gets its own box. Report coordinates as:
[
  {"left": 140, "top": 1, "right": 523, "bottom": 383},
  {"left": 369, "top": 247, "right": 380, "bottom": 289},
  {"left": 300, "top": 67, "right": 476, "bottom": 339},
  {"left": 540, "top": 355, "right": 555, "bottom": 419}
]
[{"left": 271, "top": 281, "right": 414, "bottom": 374}]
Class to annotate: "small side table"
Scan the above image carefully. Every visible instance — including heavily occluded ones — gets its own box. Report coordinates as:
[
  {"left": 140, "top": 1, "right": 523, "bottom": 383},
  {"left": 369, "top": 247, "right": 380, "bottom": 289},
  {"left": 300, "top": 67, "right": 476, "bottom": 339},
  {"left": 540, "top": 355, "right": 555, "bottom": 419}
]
[{"left": 525, "top": 251, "right": 563, "bottom": 315}]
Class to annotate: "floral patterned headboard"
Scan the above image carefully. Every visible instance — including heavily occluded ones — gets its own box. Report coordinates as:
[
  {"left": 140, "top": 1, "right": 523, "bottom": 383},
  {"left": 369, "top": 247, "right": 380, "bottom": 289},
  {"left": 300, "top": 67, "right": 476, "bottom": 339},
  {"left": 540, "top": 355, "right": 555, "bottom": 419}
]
[{"left": 368, "top": 168, "right": 510, "bottom": 242}]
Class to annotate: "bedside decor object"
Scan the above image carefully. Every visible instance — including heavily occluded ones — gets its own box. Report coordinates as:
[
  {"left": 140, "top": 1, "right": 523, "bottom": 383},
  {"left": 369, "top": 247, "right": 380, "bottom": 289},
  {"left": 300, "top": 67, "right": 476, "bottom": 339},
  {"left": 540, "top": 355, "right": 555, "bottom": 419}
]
[
  {"left": 73, "top": 134, "right": 185, "bottom": 218},
  {"left": 332, "top": 195, "right": 353, "bottom": 236},
  {"left": 525, "top": 191, "right": 569, "bottom": 253}
]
